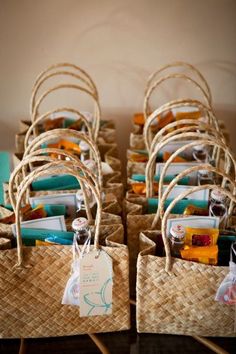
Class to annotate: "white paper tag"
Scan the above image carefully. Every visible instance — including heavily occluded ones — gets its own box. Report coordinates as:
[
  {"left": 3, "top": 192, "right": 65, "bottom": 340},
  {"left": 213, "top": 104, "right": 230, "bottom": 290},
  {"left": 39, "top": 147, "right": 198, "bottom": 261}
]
[
  {"left": 11, "top": 215, "right": 66, "bottom": 236},
  {"left": 162, "top": 185, "right": 209, "bottom": 201},
  {"left": 79, "top": 249, "right": 113, "bottom": 317},
  {"left": 156, "top": 162, "right": 202, "bottom": 184},
  {"left": 29, "top": 193, "right": 77, "bottom": 217},
  {"left": 167, "top": 216, "right": 220, "bottom": 238}
]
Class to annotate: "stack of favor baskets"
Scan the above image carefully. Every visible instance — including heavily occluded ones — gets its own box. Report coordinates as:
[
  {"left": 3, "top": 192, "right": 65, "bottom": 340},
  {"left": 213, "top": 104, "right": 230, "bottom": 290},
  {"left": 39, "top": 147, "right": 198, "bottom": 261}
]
[
  {"left": 125, "top": 62, "right": 236, "bottom": 337},
  {"left": 0, "top": 61, "right": 235, "bottom": 345},
  {"left": 0, "top": 63, "right": 130, "bottom": 338}
]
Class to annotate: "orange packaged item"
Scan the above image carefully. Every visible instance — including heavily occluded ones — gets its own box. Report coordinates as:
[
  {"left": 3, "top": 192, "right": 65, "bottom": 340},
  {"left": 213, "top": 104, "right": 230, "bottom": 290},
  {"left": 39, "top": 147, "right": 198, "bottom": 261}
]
[
  {"left": 129, "top": 153, "right": 149, "bottom": 163},
  {"left": 163, "top": 151, "right": 187, "bottom": 163},
  {"left": 183, "top": 204, "right": 209, "bottom": 216},
  {"left": 175, "top": 110, "right": 201, "bottom": 121},
  {"left": 156, "top": 111, "right": 174, "bottom": 129},
  {"left": 43, "top": 117, "right": 64, "bottom": 131},
  {"left": 133, "top": 113, "right": 145, "bottom": 126},
  {"left": 131, "top": 182, "right": 159, "bottom": 195},
  {"left": 59, "top": 139, "right": 81, "bottom": 154},
  {"left": 0, "top": 204, "right": 31, "bottom": 224},
  {"left": 48, "top": 140, "right": 81, "bottom": 159},
  {"left": 180, "top": 245, "right": 218, "bottom": 265},
  {"left": 185, "top": 227, "right": 219, "bottom": 247},
  {"left": 23, "top": 204, "right": 47, "bottom": 221}
]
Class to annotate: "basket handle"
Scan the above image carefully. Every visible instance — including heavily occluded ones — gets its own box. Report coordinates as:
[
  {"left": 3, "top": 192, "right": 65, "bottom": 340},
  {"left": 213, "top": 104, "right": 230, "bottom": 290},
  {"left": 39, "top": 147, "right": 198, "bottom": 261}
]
[
  {"left": 9, "top": 149, "right": 99, "bottom": 215},
  {"left": 33, "top": 62, "right": 98, "bottom": 97},
  {"left": 143, "top": 99, "right": 220, "bottom": 152},
  {"left": 143, "top": 73, "right": 211, "bottom": 122},
  {"left": 156, "top": 163, "right": 236, "bottom": 229},
  {"left": 31, "top": 83, "right": 101, "bottom": 142},
  {"left": 156, "top": 139, "right": 235, "bottom": 202},
  {"left": 147, "top": 135, "right": 236, "bottom": 198},
  {"left": 149, "top": 117, "right": 224, "bottom": 156},
  {"left": 149, "top": 121, "right": 224, "bottom": 168},
  {"left": 145, "top": 133, "right": 230, "bottom": 198},
  {"left": 145, "top": 61, "right": 212, "bottom": 104},
  {"left": 160, "top": 183, "right": 236, "bottom": 273},
  {"left": 24, "top": 107, "right": 94, "bottom": 150},
  {"left": 23, "top": 128, "right": 103, "bottom": 189},
  {"left": 30, "top": 69, "right": 98, "bottom": 116},
  {"left": 15, "top": 160, "right": 102, "bottom": 268}
]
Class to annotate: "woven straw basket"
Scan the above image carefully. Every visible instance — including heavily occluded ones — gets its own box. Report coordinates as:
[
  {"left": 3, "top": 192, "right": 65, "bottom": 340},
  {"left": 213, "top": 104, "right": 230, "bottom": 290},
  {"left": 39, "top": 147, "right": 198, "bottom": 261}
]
[
  {"left": 0, "top": 161, "right": 130, "bottom": 338},
  {"left": 136, "top": 162, "right": 236, "bottom": 336}
]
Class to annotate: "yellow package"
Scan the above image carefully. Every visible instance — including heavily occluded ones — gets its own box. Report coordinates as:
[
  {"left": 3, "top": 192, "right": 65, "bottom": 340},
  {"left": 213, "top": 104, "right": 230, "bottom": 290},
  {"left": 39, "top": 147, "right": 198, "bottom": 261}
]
[
  {"left": 36, "top": 240, "right": 57, "bottom": 246},
  {"left": 175, "top": 110, "right": 201, "bottom": 121},
  {"left": 163, "top": 151, "right": 187, "bottom": 163},
  {"left": 131, "top": 182, "right": 159, "bottom": 195},
  {"left": 183, "top": 205, "right": 209, "bottom": 216},
  {"left": 185, "top": 227, "right": 219, "bottom": 247},
  {"left": 180, "top": 245, "right": 218, "bottom": 265}
]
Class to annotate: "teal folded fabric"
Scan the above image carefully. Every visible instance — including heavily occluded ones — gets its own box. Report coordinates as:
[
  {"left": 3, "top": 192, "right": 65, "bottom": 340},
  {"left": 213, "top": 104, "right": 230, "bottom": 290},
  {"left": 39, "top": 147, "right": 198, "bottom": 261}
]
[
  {"left": 0, "top": 152, "right": 10, "bottom": 205},
  {"left": 20, "top": 228, "right": 74, "bottom": 246},
  {"left": 147, "top": 198, "right": 208, "bottom": 214},
  {"left": 32, "top": 175, "right": 80, "bottom": 191}
]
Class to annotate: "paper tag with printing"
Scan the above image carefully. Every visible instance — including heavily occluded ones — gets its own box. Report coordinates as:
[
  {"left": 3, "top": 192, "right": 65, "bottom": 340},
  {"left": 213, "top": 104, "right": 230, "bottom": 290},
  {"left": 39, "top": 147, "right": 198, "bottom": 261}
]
[{"left": 79, "top": 249, "right": 113, "bottom": 317}]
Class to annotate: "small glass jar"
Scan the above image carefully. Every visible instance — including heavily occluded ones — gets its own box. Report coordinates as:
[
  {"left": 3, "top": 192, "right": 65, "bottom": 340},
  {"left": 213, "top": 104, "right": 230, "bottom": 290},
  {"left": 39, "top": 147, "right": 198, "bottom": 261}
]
[
  {"left": 192, "top": 144, "right": 209, "bottom": 163},
  {"left": 79, "top": 141, "right": 90, "bottom": 162},
  {"left": 198, "top": 169, "right": 214, "bottom": 186},
  {"left": 76, "top": 190, "right": 87, "bottom": 218},
  {"left": 170, "top": 224, "right": 185, "bottom": 258},
  {"left": 209, "top": 189, "right": 228, "bottom": 227},
  {"left": 72, "top": 217, "right": 91, "bottom": 245}
]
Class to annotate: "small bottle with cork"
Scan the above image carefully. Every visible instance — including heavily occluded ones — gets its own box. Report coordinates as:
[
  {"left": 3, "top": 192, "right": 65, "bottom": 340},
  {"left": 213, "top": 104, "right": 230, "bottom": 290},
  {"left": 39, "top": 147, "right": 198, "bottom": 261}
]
[
  {"left": 72, "top": 217, "right": 91, "bottom": 245},
  {"left": 169, "top": 224, "right": 185, "bottom": 258},
  {"left": 209, "top": 189, "right": 228, "bottom": 228},
  {"left": 192, "top": 144, "right": 214, "bottom": 185}
]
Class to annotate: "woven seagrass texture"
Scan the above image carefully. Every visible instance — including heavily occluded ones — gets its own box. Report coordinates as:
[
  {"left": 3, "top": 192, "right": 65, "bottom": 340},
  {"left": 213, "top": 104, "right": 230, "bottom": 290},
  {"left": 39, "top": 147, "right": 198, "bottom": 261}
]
[
  {"left": 0, "top": 161, "right": 130, "bottom": 338},
  {"left": 136, "top": 184, "right": 236, "bottom": 336},
  {"left": 136, "top": 232, "right": 235, "bottom": 337},
  {"left": 124, "top": 198, "right": 158, "bottom": 297},
  {"left": 0, "top": 227, "right": 130, "bottom": 338}
]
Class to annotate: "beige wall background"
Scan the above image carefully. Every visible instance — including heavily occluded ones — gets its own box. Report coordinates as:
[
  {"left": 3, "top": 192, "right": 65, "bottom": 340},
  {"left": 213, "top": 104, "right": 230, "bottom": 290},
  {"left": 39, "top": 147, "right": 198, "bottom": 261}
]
[{"left": 0, "top": 0, "right": 236, "bottom": 162}]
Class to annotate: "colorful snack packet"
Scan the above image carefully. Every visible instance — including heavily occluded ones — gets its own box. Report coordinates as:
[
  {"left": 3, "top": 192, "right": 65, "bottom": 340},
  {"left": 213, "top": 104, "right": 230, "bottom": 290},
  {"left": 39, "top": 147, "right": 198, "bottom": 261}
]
[
  {"left": 131, "top": 182, "right": 159, "bottom": 195},
  {"left": 23, "top": 204, "right": 47, "bottom": 221},
  {"left": 163, "top": 151, "right": 187, "bottom": 163},
  {"left": 185, "top": 227, "right": 219, "bottom": 247},
  {"left": 175, "top": 110, "right": 201, "bottom": 121},
  {"left": 183, "top": 204, "right": 209, "bottom": 216},
  {"left": 180, "top": 245, "right": 218, "bottom": 265}
]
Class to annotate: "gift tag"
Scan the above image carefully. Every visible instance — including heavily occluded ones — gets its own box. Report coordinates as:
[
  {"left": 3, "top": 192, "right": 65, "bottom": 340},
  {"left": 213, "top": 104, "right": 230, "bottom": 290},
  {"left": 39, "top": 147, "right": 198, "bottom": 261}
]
[{"left": 79, "top": 249, "right": 113, "bottom": 317}]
